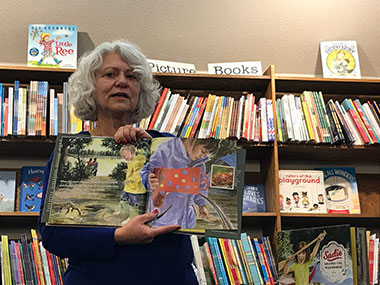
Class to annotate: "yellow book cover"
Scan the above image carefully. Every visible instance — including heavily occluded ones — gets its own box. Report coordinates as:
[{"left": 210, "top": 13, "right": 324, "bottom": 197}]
[
  {"left": 31, "top": 228, "right": 46, "bottom": 285},
  {"left": 300, "top": 92, "right": 315, "bottom": 141}
]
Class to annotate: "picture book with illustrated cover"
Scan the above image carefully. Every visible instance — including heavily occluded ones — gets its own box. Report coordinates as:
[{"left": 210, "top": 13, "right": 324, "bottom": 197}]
[
  {"left": 320, "top": 40, "right": 361, "bottom": 79},
  {"left": 19, "top": 166, "right": 45, "bottom": 212},
  {"left": 242, "top": 184, "right": 266, "bottom": 213},
  {"left": 277, "top": 224, "right": 354, "bottom": 285},
  {"left": 41, "top": 134, "right": 246, "bottom": 238},
  {"left": 315, "top": 167, "right": 361, "bottom": 214},
  {"left": 279, "top": 170, "right": 327, "bottom": 213},
  {"left": 27, "top": 24, "right": 78, "bottom": 69},
  {"left": 0, "top": 171, "right": 16, "bottom": 212}
]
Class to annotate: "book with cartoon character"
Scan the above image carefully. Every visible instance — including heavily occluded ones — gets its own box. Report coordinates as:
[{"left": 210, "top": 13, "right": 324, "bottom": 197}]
[
  {"left": 19, "top": 166, "right": 45, "bottom": 212},
  {"left": 279, "top": 170, "right": 327, "bottom": 213},
  {"left": 27, "top": 24, "right": 78, "bottom": 69},
  {"left": 41, "top": 134, "right": 246, "bottom": 238}
]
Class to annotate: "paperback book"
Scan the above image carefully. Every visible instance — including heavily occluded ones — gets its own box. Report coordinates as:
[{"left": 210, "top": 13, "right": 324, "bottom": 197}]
[
  {"left": 41, "top": 134, "right": 246, "bottom": 238},
  {"left": 0, "top": 171, "right": 16, "bottom": 212},
  {"left": 19, "top": 166, "right": 45, "bottom": 212},
  {"left": 27, "top": 24, "right": 78, "bottom": 69},
  {"left": 242, "top": 184, "right": 266, "bottom": 213}
]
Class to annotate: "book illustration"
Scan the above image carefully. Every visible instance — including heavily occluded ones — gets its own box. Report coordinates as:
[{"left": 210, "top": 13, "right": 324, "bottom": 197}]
[
  {"left": 277, "top": 224, "right": 354, "bottom": 285},
  {"left": 0, "top": 171, "right": 16, "bottom": 212},
  {"left": 320, "top": 41, "right": 361, "bottom": 79},
  {"left": 27, "top": 24, "right": 78, "bottom": 69},
  {"left": 210, "top": 165, "right": 235, "bottom": 190},
  {"left": 242, "top": 184, "right": 266, "bottom": 213},
  {"left": 315, "top": 167, "right": 361, "bottom": 214},
  {"left": 19, "top": 166, "right": 45, "bottom": 212},
  {"left": 279, "top": 170, "right": 327, "bottom": 213},
  {"left": 42, "top": 135, "right": 245, "bottom": 237}
]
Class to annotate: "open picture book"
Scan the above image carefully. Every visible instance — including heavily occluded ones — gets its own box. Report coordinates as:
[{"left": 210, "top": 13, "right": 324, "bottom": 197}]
[{"left": 41, "top": 134, "right": 246, "bottom": 238}]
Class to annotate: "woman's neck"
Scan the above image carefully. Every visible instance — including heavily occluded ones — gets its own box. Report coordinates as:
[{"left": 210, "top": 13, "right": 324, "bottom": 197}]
[{"left": 90, "top": 116, "right": 132, "bottom": 137}]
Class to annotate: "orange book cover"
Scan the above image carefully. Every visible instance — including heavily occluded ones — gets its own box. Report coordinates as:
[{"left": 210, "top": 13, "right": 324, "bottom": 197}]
[
  {"left": 31, "top": 229, "right": 45, "bottom": 285},
  {"left": 148, "top": 87, "right": 169, "bottom": 129}
]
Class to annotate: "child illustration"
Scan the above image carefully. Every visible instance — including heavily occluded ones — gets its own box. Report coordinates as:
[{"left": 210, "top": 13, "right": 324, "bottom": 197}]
[
  {"left": 140, "top": 137, "right": 219, "bottom": 228},
  {"left": 282, "top": 231, "right": 326, "bottom": 285},
  {"left": 318, "top": 194, "right": 324, "bottom": 205},
  {"left": 33, "top": 32, "right": 62, "bottom": 65},
  {"left": 119, "top": 144, "right": 147, "bottom": 218},
  {"left": 301, "top": 191, "right": 310, "bottom": 208},
  {"left": 293, "top": 192, "right": 300, "bottom": 208}
]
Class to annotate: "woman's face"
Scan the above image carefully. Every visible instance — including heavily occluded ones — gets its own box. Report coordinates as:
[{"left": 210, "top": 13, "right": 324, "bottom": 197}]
[{"left": 94, "top": 52, "right": 140, "bottom": 119}]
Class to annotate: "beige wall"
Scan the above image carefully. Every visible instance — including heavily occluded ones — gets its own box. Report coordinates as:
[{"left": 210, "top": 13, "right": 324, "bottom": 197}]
[{"left": 1, "top": 0, "right": 379, "bottom": 77}]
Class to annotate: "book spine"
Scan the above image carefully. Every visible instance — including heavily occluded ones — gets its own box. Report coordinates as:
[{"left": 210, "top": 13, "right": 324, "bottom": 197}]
[
  {"left": 198, "top": 94, "right": 214, "bottom": 138},
  {"left": 190, "top": 97, "right": 208, "bottom": 138},
  {"left": 333, "top": 100, "right": 356, "bottom": 144},
  {"left": 341, "top": 99, "right": 370, "bottom": 144},
  {"left": 30, "top": 229, "right": 45, "bottom": 285},
  {"left": 240, "top": 233, "right": 262, "bottom": 284},
  {"left": 353, "top": 99, "right": 379, "bottom": 143},
  {"left": 205, "top": 237, "right": 227, "bottom": 285},
  {"left": 202, "top": 242, "right": 219, "bottom": 285},
  {"left": 190, "top": 235, "right": 207, "bottom": 285},
  {"left": 21, "top": 234, "right": 34, "bottom": 285},
  {"left": 252, "top": 238, "right": 270, "bottom": 284},
  {"left": 148, "top": 87, "right": 169, "bottom": 129}
]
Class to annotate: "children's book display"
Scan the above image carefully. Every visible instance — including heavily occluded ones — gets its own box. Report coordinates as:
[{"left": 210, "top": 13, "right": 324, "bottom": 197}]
[
  {"left": 0, "top": 171, "right": 16, "bottom": 212},
  {"left": 41, "top": 134, "right": 246, "bottom": 238},
  {"left": 278, "top": 170, "right": 327, "bottom": 213},
  {"left": 27, "top": 24, "right": 78, "bottom": 69},
  {"left": 315, "top": 167, "right": 361, "bottom": 214},
  {"left": 277, "top": 224, "right": 354, "bottom": 285},
  {"left": 320, "top": 40, "right": 361, "bottom": 79},
  {"left": 242, "top": 184, "right": 266, "bottom": 213},
  {"left": 19, "top": 166, "right": 45, "bottom": 212}
]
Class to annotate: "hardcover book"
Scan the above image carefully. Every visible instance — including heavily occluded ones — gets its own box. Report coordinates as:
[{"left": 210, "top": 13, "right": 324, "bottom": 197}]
[
  {"left": 315, "top": 167, "right": 361, "bottom": 214},
  {"left": 27, "top": 24, "right": 78, "bottom": 69},
  {"left": 279, "top": 170, "right": 327, "bottom": 213},
  {"left": 0, "top": 171, "right": 16, "bottom": 212},
  {"left": 277, "top": 224, "right": 354, "bottom": 285},
  {"left": 242, "top": 184, "right": 266, "bottom": 213},
  {"left": 41, "top": 134, "right": 246, "bottom": 238},
  {"left": 320, "top": 40, "right": 361, "bottom": 79},
  {"left": 19, "top": 166, "right": 45, "bottom": 212}
]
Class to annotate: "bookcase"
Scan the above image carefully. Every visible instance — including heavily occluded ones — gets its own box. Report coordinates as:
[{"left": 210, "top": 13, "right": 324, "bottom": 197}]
[{"left": 0, "top": 65, "right": 379, "bottom": 259}]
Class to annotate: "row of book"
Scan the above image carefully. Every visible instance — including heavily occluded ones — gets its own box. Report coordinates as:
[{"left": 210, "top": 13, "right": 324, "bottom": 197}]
[
  {"left": 191, "top": 233, "right": 278, "bottom": 285},
  {"left": 1, "top": 230, "right": 68, "bottom": 285},
  {"left": 277, "top": 92, "right": 380, "bottom": 145}
]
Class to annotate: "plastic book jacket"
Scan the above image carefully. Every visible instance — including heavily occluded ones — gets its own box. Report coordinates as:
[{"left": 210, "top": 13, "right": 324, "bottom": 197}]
[
  {"left": 27, "top": 24, "right": 78, "bottom": 69},
  {"left": 315, "top": 167, "right": 361, "bottom": 214},
  {"left": 320, "top": 40, "right": 361, "bottom": 79},
  {"left": 279, "top": 170, "right": 327, "bottom": 213},
  {"left": 242, "top": 184, "right": 266, "bottom": 212},
  {"left": 19, "top": 166, "right": 45, "bottom": 212},
  {"left": 0, "top": 171, "right": 16, "bottom": 212},
  {"left": 277, "top": 224, "right": 354, "bottom": 285},
  {"left": 42, "top": 134, "right": 246, "bottom": 238}
]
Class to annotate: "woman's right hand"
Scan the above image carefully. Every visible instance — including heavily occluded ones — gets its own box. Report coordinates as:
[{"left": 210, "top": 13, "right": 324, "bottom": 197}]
[{"left": 114, "top": 211, "right": 180, "bottom": 244}]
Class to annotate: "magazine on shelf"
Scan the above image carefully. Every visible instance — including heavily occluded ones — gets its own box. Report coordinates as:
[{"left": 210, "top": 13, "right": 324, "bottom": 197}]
[{"left": 41, "top": 134, "right": 246, "bottom": 238}]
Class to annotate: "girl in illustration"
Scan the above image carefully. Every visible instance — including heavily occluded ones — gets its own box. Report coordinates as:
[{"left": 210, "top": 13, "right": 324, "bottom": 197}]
[
  {"left": 293, "top": 192, "right": 300, "bottom": 208},
  {"left": 34, "top": 32, "right": 62, "bottom": 65},
  {"left": 140, "top": 137, "right": 219, "bottom": 229},
  {"left": 301, "top": 191, "right": 310, "bottom": 208}
]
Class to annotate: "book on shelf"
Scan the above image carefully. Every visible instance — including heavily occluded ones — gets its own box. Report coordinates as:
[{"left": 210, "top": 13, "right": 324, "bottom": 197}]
[
  {"left": 242, "top": 184, "right": 266, "bottom": 213},
  {"left": 41, "top": 134, "right": 246, "bottom": 238},
  {"left": 279, "top": 170, "right": 327, "bottom": 213},
  {"left": 19, "top": 166, "right": 45, "bottom": 212},
  {"left": 277, "top": 224, "right": 354, "bottom": 284},
  {"left": 320, "top": 40, "right": 361, "bottom": 79},
  {"left": 190, "top": 235, "right": 207, "bottom": 285},
  {"left": 315, "top": 167, "right": 361, "bottom": 214},
  {"left": 27, "top": 24, "right": 78, "bottom": 69},
  {"left": 0, "top": 171, "right": 16, "bottom": 212}
]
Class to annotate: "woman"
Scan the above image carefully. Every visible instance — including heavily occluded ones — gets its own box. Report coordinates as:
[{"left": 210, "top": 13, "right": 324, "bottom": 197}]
[{"left": 39, "top": 40, "right": 198, "bottom": 284}]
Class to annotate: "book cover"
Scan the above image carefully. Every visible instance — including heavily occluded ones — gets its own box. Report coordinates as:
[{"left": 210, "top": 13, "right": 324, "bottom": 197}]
[
  {"left": 320, "top": 40, "right": 361, "bottom": 79},
  {"left": 0, "top": 171, "right": 16, "bottom": 212},
  {"left": 315, "top": 167, "right": 361, "bottom": 214},
  {"left": 279, "top": 170, "right": 327, "bottom": 213},
  {"left": 242, "top": 184, "right": 266, "bottom": 213},
  {"left": 42, "top": 134, "right": 245, "bottom": 238},
  {"left": 27, "top": 24, "right": 78, "bottom": 69},
  {"left": 19, "top": 166, "right": 45, "bottom": 212},
  {"left": 277, "top": 224, "right": 354, "bottom": 285}
]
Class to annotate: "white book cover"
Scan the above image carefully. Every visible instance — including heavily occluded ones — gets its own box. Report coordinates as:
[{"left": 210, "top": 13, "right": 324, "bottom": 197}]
[
  {"left": 279, "top": 170, "right": 327, "bottom": 213},
  {"left": 320, "top": 40, "right": 361, "bottom": 79}
]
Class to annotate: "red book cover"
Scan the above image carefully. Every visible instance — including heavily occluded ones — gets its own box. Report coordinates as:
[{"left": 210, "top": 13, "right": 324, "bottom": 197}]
[
  {"left": 148, "top": 87, "right": 169, "bottom": 129},
  {"left": 222, "top": 238, "right": 240, "bottom": 284},
  {"left": 190, "top": 97, "right": 208, "bottom": 138},
  {"left": 259, "top": 241, "right": 275, "bottom": 285},
  {"left": 347, "top": 108, "right": 370, "bottom": 144},
  {"left": 203, "top": 242, "right": 219, "bottom": 285},
  {"left": 45, "top": 249, "right": 57, "bottom": 285},
  {"left": 368, "top": 237, "right": 375, "bottom": 284},
  {"left": 353, "top": 100, "right": 378, "bottom": 143}
]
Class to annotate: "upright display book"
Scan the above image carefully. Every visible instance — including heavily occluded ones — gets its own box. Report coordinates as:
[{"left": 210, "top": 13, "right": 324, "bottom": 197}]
[
  {"left": 27, "top": 24, "right": 78, "bottom": 69},
  {"left": 19, "top": 166, "right": 45, "bottom": 212},
  {"left": 277, "top": 224, "right": 354, "bottom": 285},
  {"left": 41, "top": 134, "right": 246, "bottom": 238},
  {"left": 315, "top": 167, "right": 361, "bottom": 214},
  {"left": 0, "top": 171, "right": 16, "bottom": 212},
  {"left": 242, "top": 184, "right": 266, "bottom": 213},
  {"left": 279, "top": 170, "right": 327, "bottom": 213},
  {"left": 320, "top": 40, "right": 361, "bottom": 79}
]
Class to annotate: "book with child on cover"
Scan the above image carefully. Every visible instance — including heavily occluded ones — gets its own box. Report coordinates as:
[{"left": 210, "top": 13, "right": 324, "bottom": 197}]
[{"left": 41, "top": 134, "right": 246, "bottom": 238}]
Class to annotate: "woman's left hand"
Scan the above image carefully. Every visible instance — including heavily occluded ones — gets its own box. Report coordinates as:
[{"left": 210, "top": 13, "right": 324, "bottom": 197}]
[{"left": 114, "top": 125, "right": 152, "bottom": 143}]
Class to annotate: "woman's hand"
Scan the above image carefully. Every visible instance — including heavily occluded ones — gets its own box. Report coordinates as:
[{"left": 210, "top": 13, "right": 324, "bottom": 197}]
[
  {"left": 114, "top": 211, "right": 180, "bottom": 244},
  {"left": 114, "top": 125, "right": 152, "bottom": 143}
]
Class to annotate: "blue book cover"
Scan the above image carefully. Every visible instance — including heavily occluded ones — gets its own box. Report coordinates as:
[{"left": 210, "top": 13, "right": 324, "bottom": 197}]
[
  {"left": 19, "top": 166, "right": 45, "bottom": 212},
  {"left": 243, "top": 184, "right": 266, "bottom": 212}
]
